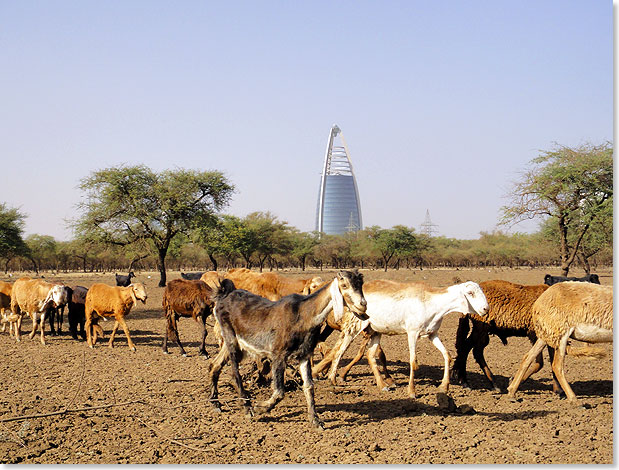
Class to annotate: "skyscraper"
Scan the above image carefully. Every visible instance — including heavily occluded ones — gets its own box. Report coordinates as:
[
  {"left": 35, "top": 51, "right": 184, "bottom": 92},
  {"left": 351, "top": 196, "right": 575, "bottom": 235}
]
[{"left": 315, "top": 125, "right": 363, "bottom": 235}]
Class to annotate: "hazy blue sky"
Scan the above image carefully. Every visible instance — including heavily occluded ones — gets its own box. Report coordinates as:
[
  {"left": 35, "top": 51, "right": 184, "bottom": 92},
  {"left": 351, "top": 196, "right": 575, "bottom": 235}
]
[{"left": 1, "top": 1, "right": 612, "bottom": 241}]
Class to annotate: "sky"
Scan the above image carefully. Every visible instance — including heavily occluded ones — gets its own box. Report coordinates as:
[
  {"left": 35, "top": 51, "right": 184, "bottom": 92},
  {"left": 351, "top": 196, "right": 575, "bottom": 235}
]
[{"left": 0, "top": 1, "right": 613, "bottom": 241}]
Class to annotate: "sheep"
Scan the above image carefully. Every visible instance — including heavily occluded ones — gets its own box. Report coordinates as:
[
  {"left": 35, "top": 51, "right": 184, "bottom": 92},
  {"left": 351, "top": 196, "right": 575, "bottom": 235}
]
[
  {"left": 181, "top": 272, "right": 205, "bottom": 280},
  {"left": 84, "top": 283, "right": 148, "bottom": 351},
  {"left": 9, "top": 277, "right": 71, "bottom": 345},
  {"left": 506, "top": 281, "right": 612, "bottom": 402},
  {"left": 68, "top": 286, "right": 88, "bottom": 340},
  {"left": 208, "top": 270, "right": 368, "bottom": 429},
  {"left": 161, "top": 279, "right": 218, "bottom": 357},
  {"left": 312, "top": 279, "right": 489, "bottom": 398},
  {"left": 45, "top": 283, "right": 73, "bottom": 336},
  {"left": 115, "top": 271, "right": 136, "bottom": 287},
  {"left": 543, "top": 273, "right": 600, "bottom": 286},
  {"left": 450, "top": 280, "right": 550, "bottom": 392},
  {"left": 222, "top": 268, "right": 324, "bottom": 301},
  {"left": 0, "top": 281, "right": 13, "bottom": 335}
]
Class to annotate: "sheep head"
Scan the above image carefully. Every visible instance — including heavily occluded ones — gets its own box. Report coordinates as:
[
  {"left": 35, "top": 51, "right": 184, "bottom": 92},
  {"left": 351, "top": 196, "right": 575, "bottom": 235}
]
[
  {"left": 457, "top": 281, "right": 489, "bottom": 317},
  {"left": 130, "top": 283, "right": 148, "bottom": 304}
]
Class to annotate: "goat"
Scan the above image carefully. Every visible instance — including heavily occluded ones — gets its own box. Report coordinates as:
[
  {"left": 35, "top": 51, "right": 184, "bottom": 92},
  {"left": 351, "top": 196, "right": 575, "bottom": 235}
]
[
  {"left": 115, "top": 271, "right": 136, "bottom": 287},
  {"left": 9, "top": 277, "right": 71, "bottom": 345},
  {"left": 0, "top": 281, "right": 13, "bottom": 335},
  {"left": 543, "top": 273, "right": 600, "bottom": 286},
  {"left": 68, "top": 286, "right": 88, "bottom": 340},
  {"left": 313, "top": 279, "right": 489, "bottom": 398},
  {"left": 451, "top": 280, "right": 550, "bottom": 392},
  {"left": 205, "top": 270, "right": 324, "bottom": 382},
  {"left": 162, "top": 279, "right": 217, "bottom": 357},
  {"left": 208, "top": 270, "right": 368, "bottom": 429},
  {"left": 85, "top": 283, "right": 147, "bottom": 351},
  {"left": 181, "top": 272, "right": 205, "bottom": 280},
  {"left": 507, "top": 282, "right": 612, "bottom": 402}
]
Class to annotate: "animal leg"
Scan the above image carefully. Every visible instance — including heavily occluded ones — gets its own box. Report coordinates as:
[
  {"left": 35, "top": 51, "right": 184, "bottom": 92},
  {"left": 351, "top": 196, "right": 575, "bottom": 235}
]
[
  {"left": 255, "top": 359, "right": 285, "bottom": 414},
  {"left": 198, "top": 313, "right": 209, "bottom": 358},
  {"left": 545, "top": 346, "right": 563, "bottom": 394},
  {"left": 226, "top": 346, "right": 253, "bottom": 417},
  {"left": 367, "top": 333, "right": 394, "bottom": 392},
  {"left": 506, "top": 338, "right": 546, "bottom": 398},
  {"left": 28, "top": 312, "right": 39, "bottom": 340},
  {"left": 470, "top": 333, "right": 501, "bottom": 392},
  {"left": 115, "top": 317, "right": 136, "bottom": 351},
  {"left": 15, "top": 314, "right": 23, "bottom": 342},
  {"left": 551, "top": 332, "right": 577, "bottom": 402},
  {"left": 208, "top": 347, "right": 230, "bottom": 413},
  {"left": 429, "top": 333, "right": 451, "bottom": 393},
  {"left": 38, "top": 310, "right": 47, "bottom": 345},
  {"left": 326, "top": 331, "right": 358, "bottom": 385},
  {"left": 339, "top": 333, "right": 369, "bottom": 380},
  {"left": 299, "top": 358, "right": 324, "bottom": 429},
  {"left": 108, "top": 321, "right": 120, "bottom": 348},
  {"left": 405, "top": 330, "right": 421, "bottom": 398}
]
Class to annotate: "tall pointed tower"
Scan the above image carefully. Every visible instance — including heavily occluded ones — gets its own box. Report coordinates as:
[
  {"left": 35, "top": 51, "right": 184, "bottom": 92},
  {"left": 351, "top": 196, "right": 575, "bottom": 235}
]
[{"left": 315, "top": 125, "right": 363, "bottom": 235}]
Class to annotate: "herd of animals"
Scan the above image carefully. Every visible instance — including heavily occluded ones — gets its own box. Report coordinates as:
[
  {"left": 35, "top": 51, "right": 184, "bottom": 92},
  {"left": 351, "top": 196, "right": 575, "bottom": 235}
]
[{"left": 0, "top": 267, "right": 612, "bottom": 429}]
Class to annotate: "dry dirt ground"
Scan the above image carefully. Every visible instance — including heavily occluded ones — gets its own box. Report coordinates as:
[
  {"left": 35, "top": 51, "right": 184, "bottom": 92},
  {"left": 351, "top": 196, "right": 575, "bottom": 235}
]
[{"left": 0, "top": 267, "right": 613, "bottom": 464}]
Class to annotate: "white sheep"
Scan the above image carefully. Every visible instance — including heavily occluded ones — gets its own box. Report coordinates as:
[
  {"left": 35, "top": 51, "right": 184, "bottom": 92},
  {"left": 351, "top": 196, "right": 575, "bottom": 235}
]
[{"left": 506, "top": 281, "right": 612, "bottom": 402}]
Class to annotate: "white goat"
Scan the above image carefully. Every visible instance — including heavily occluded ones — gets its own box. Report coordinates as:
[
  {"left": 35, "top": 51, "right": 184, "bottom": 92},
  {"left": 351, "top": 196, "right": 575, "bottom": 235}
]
[{"left": 313, "top": 279, "right": 489, "bottom": 398}]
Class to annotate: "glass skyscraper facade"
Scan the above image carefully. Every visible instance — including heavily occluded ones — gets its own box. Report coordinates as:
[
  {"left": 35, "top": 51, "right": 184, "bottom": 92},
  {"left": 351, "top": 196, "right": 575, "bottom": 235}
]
[{"left": 315, "top": 125, "right": 363, "bottom": 235}]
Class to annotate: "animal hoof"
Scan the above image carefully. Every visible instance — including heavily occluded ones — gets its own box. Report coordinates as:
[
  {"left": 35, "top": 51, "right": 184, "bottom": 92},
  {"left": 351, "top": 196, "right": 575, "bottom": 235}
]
[
  {"left": 312, "top": 419, "right": 325, "bottom": 430},
  {"left": 182, "top": 353, "right": 188, "bottom": 357},
  {"left": 382, "top": 386, "right": 395, "bottom": 392},
  {"left": 130, "top": 347, "right": 136, "bottom": 352},
  {"left": 162, "top": 350, "right": 169, "bottom": 355}
]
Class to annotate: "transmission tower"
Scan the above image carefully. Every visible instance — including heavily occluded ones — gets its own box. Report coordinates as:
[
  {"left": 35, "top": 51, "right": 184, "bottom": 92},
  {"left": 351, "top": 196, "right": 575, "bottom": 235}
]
[{"left": 420, "top": 209, "right": 439, "bottom": 237}]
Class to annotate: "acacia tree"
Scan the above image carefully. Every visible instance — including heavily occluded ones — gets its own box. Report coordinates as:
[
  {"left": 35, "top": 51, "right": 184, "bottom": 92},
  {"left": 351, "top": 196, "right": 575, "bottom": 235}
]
[
  {"left": 366, "top": 225, "right": 418, "bottom": 271},
  {"left": 501, "top": 142, "right": 613, "bottom": 276},
  {"left": 75, "top": 165, "right": 234, "bottom": 286},
  {"left": 0, "top": 203, "right": 30, "bottom": 272}
]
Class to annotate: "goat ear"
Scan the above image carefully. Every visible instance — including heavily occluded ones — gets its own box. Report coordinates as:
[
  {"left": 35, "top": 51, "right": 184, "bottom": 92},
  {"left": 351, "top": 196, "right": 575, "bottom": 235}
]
[{"left": 330, "top": 279, "right": 345, "bottom": 322}]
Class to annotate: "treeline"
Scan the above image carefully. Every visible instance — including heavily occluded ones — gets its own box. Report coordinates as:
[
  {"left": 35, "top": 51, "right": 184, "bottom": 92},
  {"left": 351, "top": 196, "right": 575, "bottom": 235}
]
[
  {"left": 4, "top": 222, "right": 612, "bottom": 274},
  {"left": 0, "top": 142, "right": 612, "bottom": 281}
]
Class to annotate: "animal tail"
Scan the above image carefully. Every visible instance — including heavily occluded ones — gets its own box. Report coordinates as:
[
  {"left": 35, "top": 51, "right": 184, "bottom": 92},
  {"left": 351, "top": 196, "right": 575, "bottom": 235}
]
[{"left": 566, "top": 345, "right": 607, "bottom": 359}]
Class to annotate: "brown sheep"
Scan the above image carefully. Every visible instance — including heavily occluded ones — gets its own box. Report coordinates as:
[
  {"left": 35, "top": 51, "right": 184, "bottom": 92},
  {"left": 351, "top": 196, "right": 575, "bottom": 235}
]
[
  {"left": 85, "top": 283, "right": 148, "bottom": 351},
  {"left": 507, "top": 282, "right": 612, "bottom": 402},
  {"left": 9, "top": 277, "right": 71, "bottom": 345},
  {"left": 0, "top": 281, "right": 13, "bottom": 335},
  {"left": 222, "top": 268, "right": 324, "bottom": 300},
  {"left": 161, "top": 279, "right": 217, "bottom": 357},
  {"left": 451, "top": 280, "right": 550, "bottom": 392}
]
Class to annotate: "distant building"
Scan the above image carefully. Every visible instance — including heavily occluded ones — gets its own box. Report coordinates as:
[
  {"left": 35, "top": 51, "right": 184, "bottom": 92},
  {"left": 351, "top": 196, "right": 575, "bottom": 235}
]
[{"left": 315, "top": 125, "right": 363, "bottom": 235}]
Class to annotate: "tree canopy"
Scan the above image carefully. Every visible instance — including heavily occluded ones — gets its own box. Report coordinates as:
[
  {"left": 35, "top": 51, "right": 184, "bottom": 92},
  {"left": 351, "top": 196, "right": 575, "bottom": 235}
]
[
  {"left": 501, "top": 142, "right": 613, "bottom": 275},
  {"left": 75, "top": 165, "right": 234, "bottom": 286}
]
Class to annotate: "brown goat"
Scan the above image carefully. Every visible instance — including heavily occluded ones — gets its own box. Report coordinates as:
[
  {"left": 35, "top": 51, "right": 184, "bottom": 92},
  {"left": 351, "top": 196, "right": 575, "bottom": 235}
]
[
  {"left": 209, "top": 271, "right": 368, "bottom": 429},
  {"left": 162, "top": 279, "right": 217, "bottom": 357},
  {"left": 85, "top": 283, "right": 148, "bottom": 351}
]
